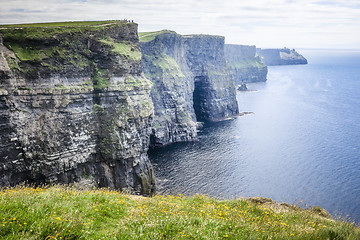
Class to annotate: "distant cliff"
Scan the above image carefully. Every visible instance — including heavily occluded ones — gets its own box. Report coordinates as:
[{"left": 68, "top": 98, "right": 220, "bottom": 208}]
[
  {"left": 0, "top": 21, "right": 155, "bottom": 195},
  {"left": 257, "top": 47, "right": 307, "bottom": 66},
  {"left": 140, "top": 31, "right": 239, "bottom": 147},
  {"left": 225, "top": 44, "right": 267, "bottom": 83}
]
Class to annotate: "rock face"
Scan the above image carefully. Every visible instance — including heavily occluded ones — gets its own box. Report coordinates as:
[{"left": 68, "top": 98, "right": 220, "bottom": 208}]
[
  {"left": 257, "top": 47, "right": 308, "bottom": 66},
  {"left": 225, "top": 44, "right": 267, "bottom": 83},
  {"left": 0, "top": 22, "right": 156, "bottom": 195},
  {"left": 140, "top": 31, "right": 197, "bottom": 147},
  {"left": 183, "top": 35, "right": 239, "bottom": 122},
  {"left": 141, "top": 31, "right": 239, "bottom": 147}
]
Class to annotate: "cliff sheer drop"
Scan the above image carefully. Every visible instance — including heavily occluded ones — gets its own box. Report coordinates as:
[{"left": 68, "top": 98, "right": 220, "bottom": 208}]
[
  {"left": 0, "top": 21, "right": 156, "bottom": 195},
  {"left": 225, "top": 44, "right": 267, "bottom": 84},
  {"left": 140, "top": 31, "right": 239, "bottom": 147},
  {"left": 0, "top": 21, "right": 282, "bottom": 192},
  {"left": 0, "top": 23, "right": 245, "bottom": 193}
]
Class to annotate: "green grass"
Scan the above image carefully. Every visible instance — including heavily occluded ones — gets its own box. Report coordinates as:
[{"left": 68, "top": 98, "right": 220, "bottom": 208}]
[
  {"left": 138, "top": 30, "right": 223, "bottom": 43},
  {"left": 0, "top": 20, "right": 125, "bottom": 28},
  {"left": 0, "top": 21, "right": 129, "bottom": 44},
  {"left": 0, "top": 186, "right": 359, "bottom": 239},
  {"left": 231, "top": 57, "right": 267, "bottom": 70},
  {"left": 144, "top": 52, "right": 185, "bottom": 79},
  {"left": 0, "top": 21, "right": 138, "bottom": 76},
  {"left": 182, "top": 34, "right": 224, "bottom": 39},
  {"left": 91, "top": 65, "right": 110, "bottom": 90},
  {"left": 100, "top": 38, "right": 142, "bottom": 61},
  {"left": 139, "top": 30, "right": 176, "bottom": 42},
  {"left": 4, "top": 55, "right": 19, "bottom": 70},
  {"left": 4, "top": 42, "right": 49, "bottom": 61}
]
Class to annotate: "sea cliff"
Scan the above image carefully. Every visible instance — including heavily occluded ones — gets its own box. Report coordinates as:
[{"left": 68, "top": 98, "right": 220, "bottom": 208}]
[
  {"left": 0, "top": 23, "right": 241, "bottom": 192},
  {"left": 0, "top": 21, "right": 155, "bottom": 195},
  {"left": 140, "top": 31, "right": 239, "bottom": 147},
  {"left": 257, "top": 47, "right": 308, "bottom": 66},
  {"left": 225, "top": 44, "right": 267, "bottom": 83}
]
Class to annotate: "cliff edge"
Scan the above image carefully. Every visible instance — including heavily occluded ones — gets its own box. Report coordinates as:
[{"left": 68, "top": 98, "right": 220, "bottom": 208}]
[
  {"left": 257, "top": 47, "right": 308, "bottom": 66},
  {"left": 0, "top": 21, "right": 156, "bottom": 195},
  {"left": 225, "top": 44, "right": 267, "bottom": 83},
  {"left": 140, "top": 31, "right": 239, "bottom": 147}
]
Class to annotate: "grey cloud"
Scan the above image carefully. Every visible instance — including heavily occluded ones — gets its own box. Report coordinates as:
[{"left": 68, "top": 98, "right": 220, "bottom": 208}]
[
  {"left": 0, "top": 0, "right": 359, "bottom": 49},
  {"left": 239, "top": 6, "right": 273, "bottom": 12},
  {"left": 9, "top": 8, "right": 43, "bottom": 13},
  {"left": 314, "top": 0, "right": 360, "bottom": 9}
]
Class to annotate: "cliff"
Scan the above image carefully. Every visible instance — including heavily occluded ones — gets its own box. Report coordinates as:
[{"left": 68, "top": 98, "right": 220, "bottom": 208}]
[
  {"left": 257, "top": 47, "right": 308, "bottom": 66},
  {"left": 140, "top": 31, "right": 197, "bottom": 146},
  {"left": 0, "top": 21, "right": 156, "bottom": 195},
  {"left": 183, "top": 35, "right": 239, "bottom": 121},
  {"left": 225, "top": 44, "right": 267, "bottom": 83},
  {"left": 140, "top": 31, "right": 239, "bottom": 147}
]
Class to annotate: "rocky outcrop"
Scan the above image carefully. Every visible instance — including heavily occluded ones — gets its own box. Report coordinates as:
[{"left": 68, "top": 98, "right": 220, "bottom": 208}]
[
  {"left": 225, "top": 44, "right": 267, "bottom": 83},
  {"left": 0, "top": 21, "right": 156, "bottom": 195},
  {"left": 257, "top": 47, "right": 307, "bottom": 66},
  {"left": 140, "top": 31, "right": 238, "bottom": 147}
]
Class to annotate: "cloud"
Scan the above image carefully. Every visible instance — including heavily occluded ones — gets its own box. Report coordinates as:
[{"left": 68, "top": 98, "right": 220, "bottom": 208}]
[
  {"left": 9, "top": 8, "right": 43, "bottom": 13},
  {"left": 0, "top": 0, "right": 359, "bottom": 49}
]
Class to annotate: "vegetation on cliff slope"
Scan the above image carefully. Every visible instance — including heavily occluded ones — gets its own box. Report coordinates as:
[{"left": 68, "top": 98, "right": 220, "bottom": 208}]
[
  {"left": 143, "top": 52, "right": 185, "bottom": 79},
  {"left": 100, "top": 37, "right": 142, "bottom": 61},
  {"left": 0, "top": 21, "right": 124, "bottom": 28},
  {"left": 139, "top": 30, "right": 176, "bottom": 42},
  {"left": 0, "top": 186, "right": 359, "bottom": 240},
  {"left": 0, "top": 20, "right": 140, "bottom": 83},
  {"left": 230, "top": 56, "right": 266, "bottom": 70}
]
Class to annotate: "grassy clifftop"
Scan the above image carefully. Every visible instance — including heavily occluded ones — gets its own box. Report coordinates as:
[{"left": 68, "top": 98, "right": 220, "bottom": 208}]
[
  {"left": 0, "top": 20, "right": 123, "bottom": 28},
  {"left": 139, "top": 30, "right": 176, "bottom": 42},
  {"left": 0, "top": 20, "right": 136, "bottom": 44},
  {"left": 0, "top": 186, "right": 359, "bottom": 239},
  {"left": 229, "top": 57, "right": 266, "bottom": 70},
  {"left": 0, "top": 20, "right": 141, "bottom": 88}
]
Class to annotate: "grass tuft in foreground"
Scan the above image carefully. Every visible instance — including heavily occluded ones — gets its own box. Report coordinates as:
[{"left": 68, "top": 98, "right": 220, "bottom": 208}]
[{"left": 0, "top": 186, "right": 359, "bottom": 239}]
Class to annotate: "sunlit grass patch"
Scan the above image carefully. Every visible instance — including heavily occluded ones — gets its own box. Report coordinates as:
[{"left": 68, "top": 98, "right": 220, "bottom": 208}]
[{"left": 0, "top": 186, "right": 359, "bottom": 239}]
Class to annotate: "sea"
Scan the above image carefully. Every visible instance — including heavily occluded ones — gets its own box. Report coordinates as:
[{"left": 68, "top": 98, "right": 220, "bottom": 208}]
[{"left": 148, "top": 49, "right": 360, "bottom": 224}]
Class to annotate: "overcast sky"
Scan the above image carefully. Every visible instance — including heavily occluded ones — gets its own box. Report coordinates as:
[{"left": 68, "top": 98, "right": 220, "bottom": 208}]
[{"left": 1, "top": 0, "right": 359, "bottom": 49}]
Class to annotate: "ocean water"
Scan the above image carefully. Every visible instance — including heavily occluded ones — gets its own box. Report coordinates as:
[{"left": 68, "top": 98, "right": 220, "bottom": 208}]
[{"left": 149, "top": 49, "right": 360, "bottom": 224}]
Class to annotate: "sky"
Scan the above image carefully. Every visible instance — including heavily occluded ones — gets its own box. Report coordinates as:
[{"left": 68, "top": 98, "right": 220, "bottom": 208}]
[{"left": 1, "top": 0, "right": 359, "bottom": 49}]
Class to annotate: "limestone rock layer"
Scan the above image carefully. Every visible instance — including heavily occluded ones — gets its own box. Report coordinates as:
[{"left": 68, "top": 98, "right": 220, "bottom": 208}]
[
  {"left": 140, "top": 31, "right": 239, "bottom": 147},
  {"left": 225, "top": 44, "right": 268, "bottom": 83},
  {"left": 0, "top": 22, "right": 156, "bottom": 195}
]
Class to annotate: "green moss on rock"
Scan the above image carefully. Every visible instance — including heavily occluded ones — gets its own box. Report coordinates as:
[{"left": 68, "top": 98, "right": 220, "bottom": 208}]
[
  {"left": 230, "top": 57, "right": 267, "bottom": 69},
  {"left": 144, "top": 52, "right": 184, "bottom": 79},
  {"left": 0, "top": 21, "right": 136, "bottom": 77},
  {"left": 100, "top": 38, "right": 141, "bottom": 61}
]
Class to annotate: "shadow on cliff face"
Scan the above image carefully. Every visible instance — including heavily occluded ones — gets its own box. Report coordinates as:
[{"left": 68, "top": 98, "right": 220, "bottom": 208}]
[{"left": 193, "top": 76, "right": 211, "bottom": 122}]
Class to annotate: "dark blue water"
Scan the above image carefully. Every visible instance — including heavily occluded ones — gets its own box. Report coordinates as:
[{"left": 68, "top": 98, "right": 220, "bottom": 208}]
[{"left": 149, "top": 50, "right": 360, "bottom": 224}]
